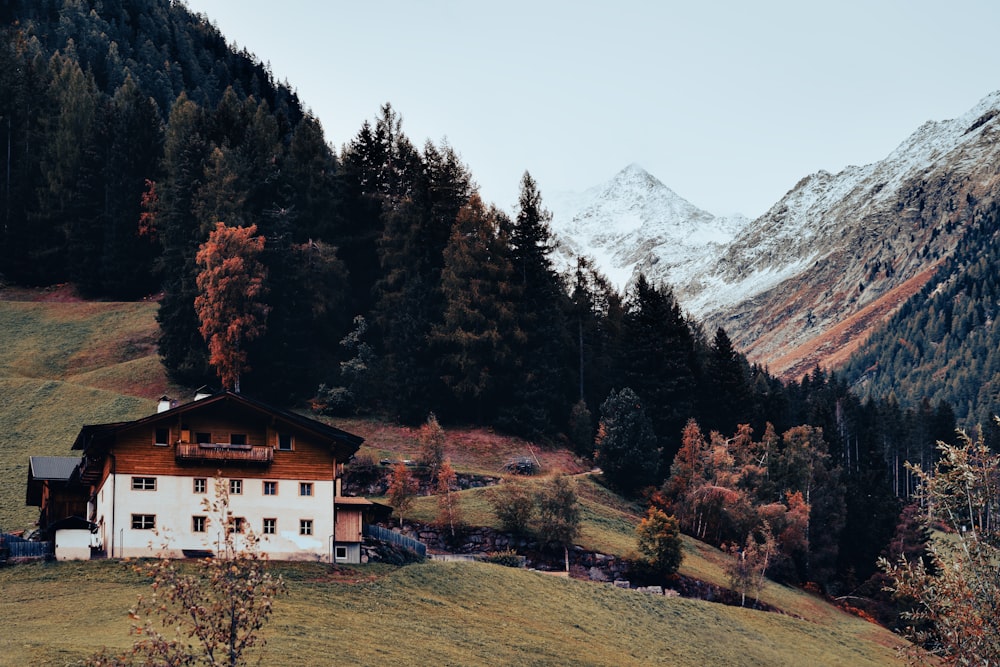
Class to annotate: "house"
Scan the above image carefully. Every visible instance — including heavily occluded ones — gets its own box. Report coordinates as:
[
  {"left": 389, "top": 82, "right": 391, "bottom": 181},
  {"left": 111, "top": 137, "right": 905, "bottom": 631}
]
[{"left": 27, "top": 390, "right": 375, "bottom": 563}]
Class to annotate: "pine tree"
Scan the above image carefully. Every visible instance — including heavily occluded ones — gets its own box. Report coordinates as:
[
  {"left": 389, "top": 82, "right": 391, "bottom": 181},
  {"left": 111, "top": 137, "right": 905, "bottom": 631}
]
[
  {"left": 621, "top": 275, "right": 698, "bottom": 469},
  {"left": 498, "top": 172, "right": 572, "bottom": 438},
  {"left": 432, "top": 194, "right": 519, "bottom": 422},
  {"left": 595, "top": 388, "right": 661, "bottom": 496},
  {"left": 156, "top": 92, "right": 213, "bottom": 385}
]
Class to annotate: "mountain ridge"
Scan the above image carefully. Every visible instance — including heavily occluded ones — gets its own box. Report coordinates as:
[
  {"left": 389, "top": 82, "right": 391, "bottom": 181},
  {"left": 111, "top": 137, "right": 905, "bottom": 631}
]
[{"left": 551, "top": 90, "right": 1000, "bottom": 379}]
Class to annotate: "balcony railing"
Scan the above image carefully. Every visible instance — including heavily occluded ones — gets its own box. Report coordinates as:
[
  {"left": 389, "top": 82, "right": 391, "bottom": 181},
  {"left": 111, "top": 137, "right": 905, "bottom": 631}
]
[{"left": 175, "top": 442, "right": 273, "bottom": 465}]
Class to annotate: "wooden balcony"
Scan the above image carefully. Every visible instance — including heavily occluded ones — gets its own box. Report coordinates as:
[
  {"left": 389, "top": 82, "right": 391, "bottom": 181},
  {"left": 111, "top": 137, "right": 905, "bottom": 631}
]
[{"left": 175, "top": 442, "right": 273, "bottom": 465}]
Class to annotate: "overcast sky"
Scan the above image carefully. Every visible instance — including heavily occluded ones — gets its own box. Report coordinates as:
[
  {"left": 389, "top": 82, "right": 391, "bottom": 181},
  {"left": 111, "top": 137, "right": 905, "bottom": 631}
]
[{"left": 182, "top": 0, "right": 1000, "bottom": 219}]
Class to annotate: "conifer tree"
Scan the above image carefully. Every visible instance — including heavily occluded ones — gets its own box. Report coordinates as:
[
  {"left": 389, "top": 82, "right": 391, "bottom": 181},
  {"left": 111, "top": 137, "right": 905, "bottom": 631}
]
[
  {"left": 595, "top": 387, "right": 661, "bottom": 496},
  {"left": 499, "top": 172, "right": 572, "bottom": 437},
  {"left": 432, "top": 194, "right": 519, "bottom": 422},
  {"left": 621, "top": 275, "right": 698, "bottom": 469},
  {"left": 157, "top": 92, "right": 212, "bottom": 385}
]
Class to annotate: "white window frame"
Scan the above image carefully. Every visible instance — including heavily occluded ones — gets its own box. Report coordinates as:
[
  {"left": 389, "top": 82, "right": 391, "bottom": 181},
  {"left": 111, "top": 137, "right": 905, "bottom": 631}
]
[
  {"left": 262, "top": 518, "right": 277, "bottom": 535},
  {"left": 193, "top": 478, "right": 207, "bottom": 494},
  {"left": 230, "top": 479, "right": 243, "bottom": 495},
  {"left": 131, "top": 514, "right": 155, "bottom": 530},
  {"left": 299, "top": 482, "right": 313, "bottom": 497},
  {"left": 299, "top": 519, "right": 313, "bottom": 536},
  {"left": 263, "top": 481, "right": 278, "bottom": 496}
]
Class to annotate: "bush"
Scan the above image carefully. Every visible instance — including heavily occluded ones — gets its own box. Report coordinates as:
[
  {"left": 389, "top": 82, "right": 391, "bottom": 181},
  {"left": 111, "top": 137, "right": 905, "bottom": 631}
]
[{"left": 483, "top": 549, "right": 524, "bottom": 568}]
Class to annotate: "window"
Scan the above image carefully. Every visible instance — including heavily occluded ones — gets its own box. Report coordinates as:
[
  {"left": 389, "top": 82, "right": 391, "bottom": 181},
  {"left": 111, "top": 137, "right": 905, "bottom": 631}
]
[
  {"left": 262, "top": 518, "right": 276, "bottom": 535},
  {"left": 192, "top": 516, "right": 206, "bottom": 533},
  {"left": 299, "top": 519, "right": 313, "bottom": 536},
  {"left": 229, "top": 517, "right": 245, "bottom": 533},
  {"left": 230, "top": 433, "right": 246, "bottom": 445},
  {"left": 299, "top": 482, "right": 313, "bottom": 497},
  {"left": 131, "top": 477, "right": 156, "bottom": 491},
  {"left": 263, "top": 481, "right": 277, "bottom": 496},
  {"left": 277, "top": 433, "right": 293, "bottom": 451},
  {"left": 335, "top": 546, "right": 348, "bottom": 561},
  {"left": 193, "top": 478, "right": 207, "bottom": 494},
  {"left": 131, "top": 514, "right": 155, "bottom": 530},
  {"left": 154, "top": 427, "right": 170, "bottom": 446},
  {"left": 230, "top": 479, "right": 243, "bottom": 495},
  {"left": 196, "top": 432, "right": 212, "bottom": 444}
]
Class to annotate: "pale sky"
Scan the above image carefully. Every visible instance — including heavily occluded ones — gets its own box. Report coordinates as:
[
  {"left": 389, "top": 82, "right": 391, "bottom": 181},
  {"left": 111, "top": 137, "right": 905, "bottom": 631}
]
[{"left": 183, "top": 0, "right": 1000, "bottom": 219}]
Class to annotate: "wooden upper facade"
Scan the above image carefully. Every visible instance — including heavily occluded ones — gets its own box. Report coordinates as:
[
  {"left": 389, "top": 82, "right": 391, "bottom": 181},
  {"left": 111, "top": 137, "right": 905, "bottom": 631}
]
[{"left": 73, "top": 390, "right": 364, "bottom": 486}]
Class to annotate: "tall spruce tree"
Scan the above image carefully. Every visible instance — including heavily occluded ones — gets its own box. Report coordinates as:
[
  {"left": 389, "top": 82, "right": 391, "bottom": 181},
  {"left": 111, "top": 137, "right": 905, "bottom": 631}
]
[
  {"left": 621, "top": 275, "right": 698, "bottom": 471},
  {"left": 432, "top": 194, "right": 519, "bottom": 423},
  {"left": 156, "top": 92, "right": 212, "bottom": 385},
  {"left": 595, "top": 387, "right": 661, "bottom": 496},
  {"left": 499, "top": 172, "right": 571, "bottom": 438}
]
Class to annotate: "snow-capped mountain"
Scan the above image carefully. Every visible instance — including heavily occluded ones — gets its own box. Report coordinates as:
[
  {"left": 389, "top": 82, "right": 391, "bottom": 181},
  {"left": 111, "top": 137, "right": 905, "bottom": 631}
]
[
  {"left": 551, "top": 91, "right": 1000, "bottom": 378},
  {"left": 548, "top": 163, "right": 748, "bottom": 289}
]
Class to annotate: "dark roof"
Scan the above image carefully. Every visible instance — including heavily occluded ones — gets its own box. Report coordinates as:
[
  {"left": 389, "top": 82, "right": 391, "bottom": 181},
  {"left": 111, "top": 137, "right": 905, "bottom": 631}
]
[
  {"left": 26, "top": 456, "right": 82, "bottom": 506},
  {"left": 29, "top": 456, "right": 81, "bottom": 481},
  {"left": 71, "top": 391, "right": 363, "bottom": 458}
]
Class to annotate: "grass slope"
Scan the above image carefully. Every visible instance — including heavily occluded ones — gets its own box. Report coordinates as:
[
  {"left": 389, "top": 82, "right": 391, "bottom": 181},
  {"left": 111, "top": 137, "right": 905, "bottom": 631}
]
[
  {"left": 0, "top": 298, "right": 165, "bottom": 531},
  {"left": 0, "top": 559, "right": 905, "bottom": 666}
]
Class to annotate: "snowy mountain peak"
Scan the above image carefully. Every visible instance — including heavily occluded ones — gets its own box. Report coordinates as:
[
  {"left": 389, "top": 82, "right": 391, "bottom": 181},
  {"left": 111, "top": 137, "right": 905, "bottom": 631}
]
[{"left": 549, "top": 165, "right": 749, "bottom": 290}]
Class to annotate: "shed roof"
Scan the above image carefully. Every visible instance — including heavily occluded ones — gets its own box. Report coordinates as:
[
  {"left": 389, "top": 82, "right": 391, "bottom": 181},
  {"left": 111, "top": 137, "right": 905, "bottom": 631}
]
[{"left": 29, "top": 456, "right": 81, "bottom": 481}]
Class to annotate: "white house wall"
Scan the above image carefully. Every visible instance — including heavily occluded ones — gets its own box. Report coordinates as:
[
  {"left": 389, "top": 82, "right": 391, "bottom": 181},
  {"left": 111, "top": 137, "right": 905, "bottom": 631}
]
[{"left": 96, "top": 473, "right": 336, "bottom": 561}]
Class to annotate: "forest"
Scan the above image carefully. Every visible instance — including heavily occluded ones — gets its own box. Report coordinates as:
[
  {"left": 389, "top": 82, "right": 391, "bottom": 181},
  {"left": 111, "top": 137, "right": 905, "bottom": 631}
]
[{"left": 0, "top": 0, "right": 974, "bottom": 609}]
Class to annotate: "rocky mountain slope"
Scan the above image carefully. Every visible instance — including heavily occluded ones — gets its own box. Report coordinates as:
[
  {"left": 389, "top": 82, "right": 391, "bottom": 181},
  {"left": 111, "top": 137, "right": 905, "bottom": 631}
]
[{"left": 551, "top": 91, "right": 1000, "bottom": 378}]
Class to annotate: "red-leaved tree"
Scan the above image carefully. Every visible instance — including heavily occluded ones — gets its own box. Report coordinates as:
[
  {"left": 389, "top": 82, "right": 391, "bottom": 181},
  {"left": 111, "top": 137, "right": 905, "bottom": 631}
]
[{"left": 195, "top": 222, "right": 269, "bottom": 392}]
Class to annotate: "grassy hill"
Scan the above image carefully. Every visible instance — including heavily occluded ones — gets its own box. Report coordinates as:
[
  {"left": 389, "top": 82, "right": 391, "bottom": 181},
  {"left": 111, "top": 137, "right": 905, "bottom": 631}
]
[
  {"left": 0, "top": 288, "right": 909, "bottom": 664},
  {"left": 0, "top": 559, "right": 904, "bottom": 667}
]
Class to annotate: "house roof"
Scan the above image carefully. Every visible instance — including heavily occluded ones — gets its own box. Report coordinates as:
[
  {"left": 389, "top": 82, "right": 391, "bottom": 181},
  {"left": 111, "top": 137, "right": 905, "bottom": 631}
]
[
  {"left": 71, "top": 390, "right": 364, "bottom": 458},
  {"left": 29, "top": 456, "right": 81, "bottom": 481},
  {"left": 335, "top": 496, "right": 375, "bottom": 506},
  {"left": 26, "top": 456, "right": 82, "bottom": 506}
]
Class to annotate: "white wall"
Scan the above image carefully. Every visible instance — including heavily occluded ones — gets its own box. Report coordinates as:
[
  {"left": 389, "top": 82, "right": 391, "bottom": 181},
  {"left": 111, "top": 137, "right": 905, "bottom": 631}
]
[
  {"left": 54, "top": 529, "right": 93, "bottom": 561},
  {"left": 95, "top": 473, "right": 336, "bottom": 560}
]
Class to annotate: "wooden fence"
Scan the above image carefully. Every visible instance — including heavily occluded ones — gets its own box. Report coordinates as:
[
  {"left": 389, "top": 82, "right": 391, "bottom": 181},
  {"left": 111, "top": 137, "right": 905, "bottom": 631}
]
[
  {"left": 0, "top": 533, "right": 53, "bottom": 560},
  {"left": 363, "top": 524, "right": 426, "bottom": 558}
]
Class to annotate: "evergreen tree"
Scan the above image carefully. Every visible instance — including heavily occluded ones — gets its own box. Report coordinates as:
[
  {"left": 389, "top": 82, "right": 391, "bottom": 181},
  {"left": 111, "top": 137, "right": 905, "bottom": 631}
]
[
  {"left": 156, "top": 92, "right": 213, "bottom": 385},
  {"left": 595, "top": 387, "right": 661, "bottom": 496},
  {"left": 498, "top": 172, "right": 572, "bottom": 438},
  {"left": 432, "top": 194, "right": 519, "bottom": 423},
  {"left": 621, "top": 275, "right": 698, "bottom": 470},
  {"left": 703, "top": 327, "right": 751, "bottom": 434}
]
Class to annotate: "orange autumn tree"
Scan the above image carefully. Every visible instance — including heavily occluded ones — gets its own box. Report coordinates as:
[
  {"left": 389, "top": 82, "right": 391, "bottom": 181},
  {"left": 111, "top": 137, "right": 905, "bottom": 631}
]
[{"left": 195, "top": 222, "right": 269, "bottom": 393}]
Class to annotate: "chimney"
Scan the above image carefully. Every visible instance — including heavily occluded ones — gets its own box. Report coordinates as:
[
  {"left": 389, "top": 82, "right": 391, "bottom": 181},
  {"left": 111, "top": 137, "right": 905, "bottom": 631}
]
[{"left": 157, "top": 396, "right": 172, "bottom": 413}]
